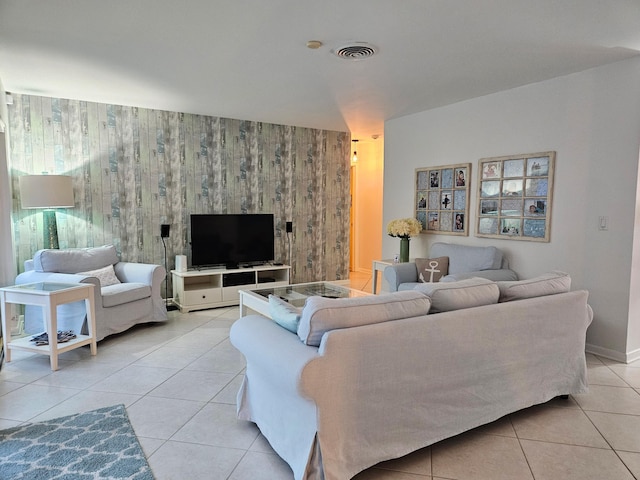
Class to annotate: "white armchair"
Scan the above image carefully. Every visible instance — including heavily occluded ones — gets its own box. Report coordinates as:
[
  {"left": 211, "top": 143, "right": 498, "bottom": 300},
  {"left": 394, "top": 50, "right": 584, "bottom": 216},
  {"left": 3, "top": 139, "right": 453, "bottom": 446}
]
[
  {"left": 15, "top": 245, "right": 168, "bottom": 341},
  {"left": 384, "top": 242, "right": 518, "bottom": 292}
]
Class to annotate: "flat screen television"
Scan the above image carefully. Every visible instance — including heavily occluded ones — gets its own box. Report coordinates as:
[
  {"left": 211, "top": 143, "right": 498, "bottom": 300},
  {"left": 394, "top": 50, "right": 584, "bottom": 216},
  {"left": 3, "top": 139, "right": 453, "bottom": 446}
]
[{"left": 190, "top": 214, "right": 275, "bottom": 269}]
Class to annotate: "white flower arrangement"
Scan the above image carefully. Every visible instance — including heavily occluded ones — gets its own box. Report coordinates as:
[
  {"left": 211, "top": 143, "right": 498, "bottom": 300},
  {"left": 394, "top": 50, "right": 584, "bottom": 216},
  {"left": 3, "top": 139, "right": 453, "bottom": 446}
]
[{"left": 386, "top": 217, "right": 422, "bottom": 239}]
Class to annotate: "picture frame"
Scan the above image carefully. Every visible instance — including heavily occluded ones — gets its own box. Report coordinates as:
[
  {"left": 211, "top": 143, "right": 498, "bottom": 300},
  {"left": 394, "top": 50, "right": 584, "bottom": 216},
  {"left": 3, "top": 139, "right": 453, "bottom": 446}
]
[
  {"left": 415, "top": 163, "right": 471, "bottom": 235},
  {"left": 475, "top": 151, "right": 555, "bottom": 242}
]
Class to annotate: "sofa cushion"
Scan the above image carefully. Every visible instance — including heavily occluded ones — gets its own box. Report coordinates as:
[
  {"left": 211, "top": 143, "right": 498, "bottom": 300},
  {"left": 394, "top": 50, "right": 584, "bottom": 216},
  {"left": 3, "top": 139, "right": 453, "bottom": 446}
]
[
  {"left": 415, "top": 257, "right": 449, "bottom": 283},
  {"left": 430, "top": 242, "right": 502, "bottom": 274},
  {"left": 413, "top": 277, "right": 499, "bottom": 313},
  {"left": 34, "top": 245, "right": 119, "bottom": 274},
  {"left": 298, "top": 291, "right": 432, "bottom": 347},
  {"left": 497, "top": 271, "right": 571, "bottom": 302},
  {"left": 269, "top": 295, "right": 302, "bottom": 333},
  {"left": 101, "top": 283, "right": 151, "bottom": 308},
  {"left": 78, "top": 264, "right": 121, "bottom": 287}
]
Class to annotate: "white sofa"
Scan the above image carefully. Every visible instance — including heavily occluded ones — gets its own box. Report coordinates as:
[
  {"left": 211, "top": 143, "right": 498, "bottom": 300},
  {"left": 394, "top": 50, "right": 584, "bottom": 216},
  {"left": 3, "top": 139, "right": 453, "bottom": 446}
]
[
  {"left": 230, "top": 273, "right": 592, "bottom": 480},
  {"left": 15, "top": 245, "right": 168, "bottom": 341}
]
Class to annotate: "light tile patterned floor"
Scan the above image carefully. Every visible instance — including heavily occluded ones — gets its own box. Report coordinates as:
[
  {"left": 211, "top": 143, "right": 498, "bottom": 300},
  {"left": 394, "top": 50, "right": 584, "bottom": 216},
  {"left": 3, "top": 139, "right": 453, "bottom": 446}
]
[{"left": 1, "top": 272, "right": 640, "bottom": 479}]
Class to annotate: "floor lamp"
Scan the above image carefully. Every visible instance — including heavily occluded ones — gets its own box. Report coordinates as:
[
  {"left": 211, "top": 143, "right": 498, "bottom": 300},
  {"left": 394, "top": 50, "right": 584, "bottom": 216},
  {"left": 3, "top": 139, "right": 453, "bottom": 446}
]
[{"left": 19, "top": 175, "right": 74, "bottom": 249}]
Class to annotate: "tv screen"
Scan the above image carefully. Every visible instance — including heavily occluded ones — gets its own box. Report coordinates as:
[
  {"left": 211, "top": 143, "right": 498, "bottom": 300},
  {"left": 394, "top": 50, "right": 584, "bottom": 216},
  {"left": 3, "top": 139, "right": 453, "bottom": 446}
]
[{"left": 190, "top": 214, "right": 275, "bottom": 269}]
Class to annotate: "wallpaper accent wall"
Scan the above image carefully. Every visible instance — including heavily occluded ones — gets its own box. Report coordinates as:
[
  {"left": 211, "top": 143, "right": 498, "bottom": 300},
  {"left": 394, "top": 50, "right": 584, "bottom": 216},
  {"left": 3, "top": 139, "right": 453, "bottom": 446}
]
[{"left": 7, "top": 94, "right": 351, "bottom": 285}]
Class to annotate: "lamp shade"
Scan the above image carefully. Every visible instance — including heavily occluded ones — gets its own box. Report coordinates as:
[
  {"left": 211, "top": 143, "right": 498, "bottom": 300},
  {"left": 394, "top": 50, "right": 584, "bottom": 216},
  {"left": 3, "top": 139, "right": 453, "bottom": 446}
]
[{"left": 19, "top": 175, "right": 74, "bottom": 209}]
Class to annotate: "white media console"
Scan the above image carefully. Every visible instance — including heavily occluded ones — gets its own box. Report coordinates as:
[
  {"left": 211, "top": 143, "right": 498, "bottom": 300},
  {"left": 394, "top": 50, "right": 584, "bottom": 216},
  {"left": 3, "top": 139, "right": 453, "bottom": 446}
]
[{"left": 171, "top": 264, "right": 291, "bottom": 313}]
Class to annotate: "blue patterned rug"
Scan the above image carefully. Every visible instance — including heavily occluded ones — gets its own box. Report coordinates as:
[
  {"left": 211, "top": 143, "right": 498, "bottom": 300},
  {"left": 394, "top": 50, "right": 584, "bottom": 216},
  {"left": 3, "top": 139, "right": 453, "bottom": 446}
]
[{"left": 0, "top": 404, "right": 154, "bottom": 479}]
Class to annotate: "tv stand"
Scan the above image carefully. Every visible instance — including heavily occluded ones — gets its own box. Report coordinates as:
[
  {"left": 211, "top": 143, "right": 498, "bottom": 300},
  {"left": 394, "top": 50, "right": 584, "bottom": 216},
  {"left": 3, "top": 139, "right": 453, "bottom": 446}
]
[{"left": 171, "top": 264, "right": 291, "bottom": 313}]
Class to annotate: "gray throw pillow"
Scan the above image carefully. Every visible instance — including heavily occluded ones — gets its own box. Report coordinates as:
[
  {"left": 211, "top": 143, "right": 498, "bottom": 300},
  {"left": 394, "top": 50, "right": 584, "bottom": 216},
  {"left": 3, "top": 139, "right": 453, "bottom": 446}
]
[
  {"left": 415, "top": 257, "right": 449, "bottom": 283},
  {"left": 497, "top": 271, "right": 571, "bottom": 302},
  {"left": 414, "top": 277, "right": 499, "bottom": 313},
  {"left": 297, "top": 291, "right": 432, "bottom": 346}
]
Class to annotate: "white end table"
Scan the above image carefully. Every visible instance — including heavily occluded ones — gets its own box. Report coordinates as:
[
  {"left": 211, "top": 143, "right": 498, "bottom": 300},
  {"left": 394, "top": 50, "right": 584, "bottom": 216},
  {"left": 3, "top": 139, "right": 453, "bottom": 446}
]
[
  {"left": 371, "top": 259, "right": 396, "bottom": 294},
  {"left": 0, "top": 282, "right": 97, "bottom": 371},
  {"left": 372, "top": 259, "right": 417, "bottom": 294}
]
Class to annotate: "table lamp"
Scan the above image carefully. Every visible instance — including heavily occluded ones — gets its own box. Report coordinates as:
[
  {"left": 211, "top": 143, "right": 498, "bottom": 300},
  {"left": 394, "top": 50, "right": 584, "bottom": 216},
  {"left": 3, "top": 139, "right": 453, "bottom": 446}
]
[{"left": 19, "top": 174, "right": 74, "bottom": 249}]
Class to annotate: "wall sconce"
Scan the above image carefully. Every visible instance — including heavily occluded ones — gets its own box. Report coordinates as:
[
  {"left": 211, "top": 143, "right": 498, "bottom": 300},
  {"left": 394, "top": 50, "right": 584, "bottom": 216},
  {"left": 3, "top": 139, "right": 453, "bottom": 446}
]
[
  {"left": 19, "top": 174, "right": 74, "bottom": 249},
  {"left": 352, "top": 139, "right": 359, "bottom": 163}
]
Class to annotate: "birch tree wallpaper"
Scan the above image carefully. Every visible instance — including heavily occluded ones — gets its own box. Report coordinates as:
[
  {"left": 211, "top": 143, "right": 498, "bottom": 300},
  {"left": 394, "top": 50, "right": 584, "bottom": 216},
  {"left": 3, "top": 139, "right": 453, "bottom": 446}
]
[{"left": 7, "top": 94, "right": 351, "bottom": 286}]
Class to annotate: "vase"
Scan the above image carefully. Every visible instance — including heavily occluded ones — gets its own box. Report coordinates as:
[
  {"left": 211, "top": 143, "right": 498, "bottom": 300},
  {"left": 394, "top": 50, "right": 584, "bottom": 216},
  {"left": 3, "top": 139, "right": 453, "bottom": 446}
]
[{"left": 399, "top": 237, "right": 410, "bottom": 263}]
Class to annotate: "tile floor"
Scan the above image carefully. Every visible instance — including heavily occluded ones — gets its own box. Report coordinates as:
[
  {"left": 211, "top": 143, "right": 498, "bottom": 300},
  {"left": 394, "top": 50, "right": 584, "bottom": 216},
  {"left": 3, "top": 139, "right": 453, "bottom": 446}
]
[{"left": 2, "top": 271, "right": 640, "bottom": 479}]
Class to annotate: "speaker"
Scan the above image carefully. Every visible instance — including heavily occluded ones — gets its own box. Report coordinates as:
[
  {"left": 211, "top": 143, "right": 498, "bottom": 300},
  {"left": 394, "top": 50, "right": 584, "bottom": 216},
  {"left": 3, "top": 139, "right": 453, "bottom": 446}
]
[
  {"left": 160, "top": 224, "right": 170, "bottom": 238},
  {"left": 175, "top": 255, "right": 187, "bottom": 272},
  {"left": 286, "top": 221, "right": 293, "bottom": 233}
]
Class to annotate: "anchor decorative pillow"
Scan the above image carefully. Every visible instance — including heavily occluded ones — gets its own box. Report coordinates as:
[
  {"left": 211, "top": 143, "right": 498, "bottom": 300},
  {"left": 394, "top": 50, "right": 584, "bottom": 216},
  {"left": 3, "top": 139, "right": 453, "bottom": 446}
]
[{"left": 415, "top": 257, "right": 449, "bottom": 283}]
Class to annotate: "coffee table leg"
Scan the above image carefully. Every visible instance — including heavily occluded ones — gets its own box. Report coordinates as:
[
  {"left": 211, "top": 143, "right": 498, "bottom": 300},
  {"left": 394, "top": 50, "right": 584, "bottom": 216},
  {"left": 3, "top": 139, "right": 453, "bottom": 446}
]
[{"left": 239, "top": 294, "right": 246, "bottom": 317}]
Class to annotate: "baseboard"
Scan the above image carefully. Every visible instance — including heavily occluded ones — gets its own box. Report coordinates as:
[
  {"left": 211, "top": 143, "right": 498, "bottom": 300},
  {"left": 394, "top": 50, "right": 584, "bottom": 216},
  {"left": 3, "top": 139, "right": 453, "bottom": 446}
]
[
  {"left": 625, "top": 347, "right": 640, "bottom": 364},
  {"left": 585, "top": 343, "right": 633, "bottom": 363},
  {"left": 354, "top": 267, "right": 372, "bottom": 275}
]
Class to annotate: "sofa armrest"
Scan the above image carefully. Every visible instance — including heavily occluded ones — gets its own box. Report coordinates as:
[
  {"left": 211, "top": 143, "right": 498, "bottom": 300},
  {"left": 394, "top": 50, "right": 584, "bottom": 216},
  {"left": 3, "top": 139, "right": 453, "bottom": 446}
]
[
  {"left": 383, "top": 263, "right": 418, "bottom": 292},
  {"left": 230, "top": 315, "right": 319, "bottom": 392},
  {"left": 441, "top": 269, "right": 519, "bottom": 282},
  {"left": 113, "top": 262, "right": 164, "bottom": 285}
]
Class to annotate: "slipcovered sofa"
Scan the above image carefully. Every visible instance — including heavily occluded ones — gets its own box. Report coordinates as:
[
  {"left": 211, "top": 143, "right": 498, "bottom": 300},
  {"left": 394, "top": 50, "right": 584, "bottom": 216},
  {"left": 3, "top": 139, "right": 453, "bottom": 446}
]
[
  {"left": 15, "top": 245, "right": 168, "bottom": 341},
  {"left": 230, "top": 272, "right": 592, "bottom": 480},
  {"left": 384, "top": 241, "right": 518, "bottom": 291}
]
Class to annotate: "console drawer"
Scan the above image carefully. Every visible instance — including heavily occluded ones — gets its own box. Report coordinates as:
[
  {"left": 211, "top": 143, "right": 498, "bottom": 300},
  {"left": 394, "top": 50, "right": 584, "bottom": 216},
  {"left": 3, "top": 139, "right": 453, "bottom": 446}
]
[{"left": 184, "top": 288, "right": 222, "bottom": 306}]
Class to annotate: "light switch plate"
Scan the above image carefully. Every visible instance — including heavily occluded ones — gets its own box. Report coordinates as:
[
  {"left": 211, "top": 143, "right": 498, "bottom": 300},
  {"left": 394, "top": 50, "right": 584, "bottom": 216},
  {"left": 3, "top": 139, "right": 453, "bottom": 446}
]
[{"left": 598, "top": 216, "right": 608, "bottom": 231}]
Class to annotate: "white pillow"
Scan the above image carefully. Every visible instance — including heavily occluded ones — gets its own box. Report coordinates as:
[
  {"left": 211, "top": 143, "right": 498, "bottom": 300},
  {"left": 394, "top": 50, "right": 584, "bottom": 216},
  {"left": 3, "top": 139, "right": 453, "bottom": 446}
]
[
  {"left": 413, "top": 277, "right": 499, "bottom": 313},
  {"left": 497, "top": 271, "right": 571, "bottom": 302},
  {"left": 297, "top": 291, "right": 432, "bottom": 347},
  {"left": 78, "top": 264, "right": 121, "bottom": 287}
]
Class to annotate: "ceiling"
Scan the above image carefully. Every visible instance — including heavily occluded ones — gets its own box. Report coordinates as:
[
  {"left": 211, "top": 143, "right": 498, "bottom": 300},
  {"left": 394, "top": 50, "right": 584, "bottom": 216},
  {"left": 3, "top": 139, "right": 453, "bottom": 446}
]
[{"left": 1, "top": 0, "right": 639, "bottom": 140}]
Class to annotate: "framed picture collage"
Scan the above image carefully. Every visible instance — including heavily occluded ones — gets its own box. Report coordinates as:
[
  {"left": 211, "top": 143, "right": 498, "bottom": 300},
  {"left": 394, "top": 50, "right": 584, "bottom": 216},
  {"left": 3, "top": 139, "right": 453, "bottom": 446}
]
[
  {"left": 415, "top": 163, "right": 471, "bottom": 236},
  {"left": 414, "top": 151, "right": 555, "bottom": 242}
]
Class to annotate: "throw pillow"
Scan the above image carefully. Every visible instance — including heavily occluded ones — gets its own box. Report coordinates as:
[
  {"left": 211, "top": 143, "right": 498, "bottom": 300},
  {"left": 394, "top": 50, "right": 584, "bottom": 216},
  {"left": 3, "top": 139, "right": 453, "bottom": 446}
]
[
  {"left": 497, "top": 271, "right": 571, "bottom": 302},
  {"left": 415, "top": 257, "right": 449, "bottom": 283},
  {"left": 413, "top": 277, "right": 499, "bottom": 313},
  {"left": 297, "top": 291, "right": 432, "bottom": 347},
  {"left": 269, "top": 295, "right": 302, "bottom": 333},
  {"left": 77, "top": 264, "right": 121, "bottom": 287}
]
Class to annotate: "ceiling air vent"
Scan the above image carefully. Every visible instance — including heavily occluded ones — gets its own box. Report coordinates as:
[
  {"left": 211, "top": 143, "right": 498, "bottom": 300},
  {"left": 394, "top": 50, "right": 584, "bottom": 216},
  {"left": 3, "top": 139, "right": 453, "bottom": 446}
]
[{"left": 332, "top": 43, "right": 377, "bottom": 60}]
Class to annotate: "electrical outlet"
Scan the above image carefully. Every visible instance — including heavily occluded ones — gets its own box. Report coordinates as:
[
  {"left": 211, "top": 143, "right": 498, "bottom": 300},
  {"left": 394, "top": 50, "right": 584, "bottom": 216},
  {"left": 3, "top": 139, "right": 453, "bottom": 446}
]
[{"left": 598, "top": 216, "right": 608, "bottom": 231}]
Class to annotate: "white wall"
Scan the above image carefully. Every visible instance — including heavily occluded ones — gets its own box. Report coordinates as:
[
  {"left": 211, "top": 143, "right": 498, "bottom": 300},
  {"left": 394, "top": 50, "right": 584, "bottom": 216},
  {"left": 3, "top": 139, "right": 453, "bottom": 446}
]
[{"left": 384, "top": 57, "right": 640, "bottom": 361}]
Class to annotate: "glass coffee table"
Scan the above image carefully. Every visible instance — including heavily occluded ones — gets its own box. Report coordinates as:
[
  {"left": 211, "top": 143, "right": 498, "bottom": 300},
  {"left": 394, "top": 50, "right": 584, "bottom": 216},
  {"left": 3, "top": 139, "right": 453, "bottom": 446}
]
[{"left": 239, "top": 281, "right": 369, "bottom": 318}]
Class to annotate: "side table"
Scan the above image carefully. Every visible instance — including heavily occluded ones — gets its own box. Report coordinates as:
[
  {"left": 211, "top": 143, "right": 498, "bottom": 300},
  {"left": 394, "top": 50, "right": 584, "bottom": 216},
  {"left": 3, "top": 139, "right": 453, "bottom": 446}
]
[
  {"left": 0, "top": 282, "right": 97, "bottom": 371},
  {"left": 371, "top": 259, "right": 396, "bottom": 294}
]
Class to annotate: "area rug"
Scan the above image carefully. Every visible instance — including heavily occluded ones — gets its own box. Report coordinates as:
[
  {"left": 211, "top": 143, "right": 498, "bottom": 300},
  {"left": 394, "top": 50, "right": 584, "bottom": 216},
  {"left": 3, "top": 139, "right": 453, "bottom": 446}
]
[{"left": 0, "top": 404, "right": 154, "bottom": 479}]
